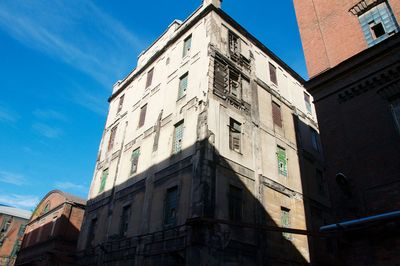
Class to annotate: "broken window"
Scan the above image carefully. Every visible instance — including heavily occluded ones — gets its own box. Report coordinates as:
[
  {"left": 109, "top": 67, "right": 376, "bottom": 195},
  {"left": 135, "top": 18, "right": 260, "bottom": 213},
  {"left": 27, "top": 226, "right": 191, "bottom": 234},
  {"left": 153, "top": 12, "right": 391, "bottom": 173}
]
[
  {"left": 130, "top": 147, "right": 140, "bottom": 175},
  {"left": 281, "top": 207, "right": 291, "bottom": 239},
  {"left": 108, "top": 126, "right": 117, "bottom": 151},
  {"left": 120, "top": 205, "right": 131, "bottom": 236},
  {"left": 164, "top": 186, "right": 178, "bottom": 226},
  {"left": 182, "top": 35, "right": 192, "bottom": 58},
  {"left": 304, "top": 92, "right": 312, "bottom": 113},
  {"left": 272, "top": 101, "right": 282, "bottom": 128},
  {"left": 229, "top": 185, "right": 242, "bottom": 222},
  {"left": 138, "top": 104, "right": 147, "bottom": 128},
  {"left": 146, "top": 67, "right": 154, "bottom": 88},
  {"left": 117, "top": 94, "right": 124, "bottom": 114},
  {"left": 277, "top": 146, "right": 288, "bottom": 177},
  {"left": 228, "top": 31, "right": 240, "bottom": 59},
  {"left": 269, "top": 62, "right": 278, "bottom": 85},
  {"left": 229, "top": 118, "right": 241, "bottom": 153},
  {"left": 173, "top": 120, "right": 184, "bottom": 153},
  {"left": 178, "top": 73, "right": 188, "bottom": 99},
  {"left": 213, "top": 57, "right": 243, "bottom": 101},
  {"left": 99, "top": 168, "right": 108, "bottom": 193}
]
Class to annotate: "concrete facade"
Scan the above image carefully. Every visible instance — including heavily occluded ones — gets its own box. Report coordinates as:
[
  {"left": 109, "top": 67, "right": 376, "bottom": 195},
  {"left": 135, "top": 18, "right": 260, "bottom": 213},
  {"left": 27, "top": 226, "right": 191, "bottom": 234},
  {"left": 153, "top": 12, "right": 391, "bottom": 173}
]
[
  {"left": 0, "top": 206, "right": 30, "bottom": 266},
  {"left": 16, "top": 190, "right": 86, "bottom": 266},
  {"left": 78, "top": 1, "right": 329, "bottom": 265},
  {"left": 293, "top": 0, "right": 400, "bottom": 265}
]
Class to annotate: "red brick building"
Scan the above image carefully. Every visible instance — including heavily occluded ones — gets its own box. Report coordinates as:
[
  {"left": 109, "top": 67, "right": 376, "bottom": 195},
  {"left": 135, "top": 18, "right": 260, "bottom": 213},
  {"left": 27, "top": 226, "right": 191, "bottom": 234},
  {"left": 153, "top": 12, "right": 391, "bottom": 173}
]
[
  {"left": 293, "top": 0, "right": 400, "bottom": 265},
  {"left": 0, "top": 205, "right": 31, "bottom": 266},
  {"left": 15, "top": 190, "right": 86, "bottom": 266}
]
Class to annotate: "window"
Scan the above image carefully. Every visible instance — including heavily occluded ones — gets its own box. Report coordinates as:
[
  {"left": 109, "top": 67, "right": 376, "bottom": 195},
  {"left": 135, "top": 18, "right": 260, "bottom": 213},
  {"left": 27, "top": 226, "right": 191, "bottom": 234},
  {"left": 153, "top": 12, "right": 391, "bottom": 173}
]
[
  {"left": 277, "top": 146, "right": 288, "bottom": 177},
  {"left": 356, "top": 2, "right": 399, "bottom": 47},
  {"left": 304, "top": 92, "right": 312, "bottom": 113},
  {"left": 173, "top": 121, "right": 184, "bottom": 153},
  {"left": 228, "top": 31, "right": 240, "bottom": 58},
  {"left": 99, "top": 168, "right": 108, "bottom": 193},
  {"left": 138, "top": 104, "right": 147, "bottom": 128},
  {"left": 213, "top": 57, "right": 242, "bottom": 100},
  {"left": 272, "top": 101, "right": 282, "bottom": 128},
  {"left": 42, "top": 201, "right": 50, "bottom": 215},
  {"left": 117, "top": 94, "right": 124, "bottom": 114},
  {"left": 164, "top": 186, "right": 178, "bottom": 226},
  {"left": 1, "top": 217, "right": 11, "bottom": 233},
  {"left": 182, "top": 35, "right": 192, "bottom": 57},
  {"left": 108, "top": 126, "right": 117, "bottom": 151},
  {"left": 229, "top": 185, "right": 242, "bottom": 221},
  {"left": 269, "top": 62, "right": 278, "bottom": 85},
  {"left": 316, "top": 169, "right": 325, "bottom": 196},
  {"left": 311, "top": 128, "right": 320, "bottom": 152},
  {"left": 178, "top": 73, "right": 188, "bottom": 99},
  {"left": 146, "top": 68, "right": 154, "bottom": 88},
  {"left": 229, "top": 118, "right": 241, "bottom": 153},
  {"left": 18, "top": 224, "right": 26, "bottom": 237},
  {"left": 391, "top": 99, "right": 400, "bottom": 133},
  {"left": 10, "top": 240, "right": 21, "bottom": 258},
  {"left": 130, "top": 147, "right": 140, "bottom": 175},
  {"left": 120, "top": 205, "right": 131, "bottom": 236},
  {"left": 86, "top": 218, "right": 97, "bottom": 248},
  {"left": 281, "top": 207, "right": 291, "bottom": 239}
]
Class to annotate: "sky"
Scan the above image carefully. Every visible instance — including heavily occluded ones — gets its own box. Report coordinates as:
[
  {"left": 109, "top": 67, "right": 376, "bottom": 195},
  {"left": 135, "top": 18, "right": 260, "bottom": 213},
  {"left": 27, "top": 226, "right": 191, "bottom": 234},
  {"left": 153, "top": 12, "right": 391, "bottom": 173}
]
[{"left": 0, "top": 0, "right": 306, "bottom": 211}]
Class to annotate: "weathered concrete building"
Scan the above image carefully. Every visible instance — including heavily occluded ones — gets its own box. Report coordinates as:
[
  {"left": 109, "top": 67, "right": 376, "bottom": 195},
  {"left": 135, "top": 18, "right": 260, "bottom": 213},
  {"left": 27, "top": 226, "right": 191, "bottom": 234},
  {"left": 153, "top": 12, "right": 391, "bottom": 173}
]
[
  {"left": 77, "top": 0, "right": 329, "bottom": 265},
  {"left": 0, "top": 205, "right": 31, "bottom": 266},
  {"left": 16, "top": 190, "right": 86, "bottom": 266},
  {"left": 293, "top": 0, "right": 400, "bottom": 265}
]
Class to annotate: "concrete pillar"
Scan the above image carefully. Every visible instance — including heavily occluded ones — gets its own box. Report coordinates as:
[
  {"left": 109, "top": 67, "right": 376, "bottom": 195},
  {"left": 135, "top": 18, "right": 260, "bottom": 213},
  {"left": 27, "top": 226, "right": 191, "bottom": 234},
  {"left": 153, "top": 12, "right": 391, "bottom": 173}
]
[{"left": 203, "top": 0, "right": 221, "bottom": 8}]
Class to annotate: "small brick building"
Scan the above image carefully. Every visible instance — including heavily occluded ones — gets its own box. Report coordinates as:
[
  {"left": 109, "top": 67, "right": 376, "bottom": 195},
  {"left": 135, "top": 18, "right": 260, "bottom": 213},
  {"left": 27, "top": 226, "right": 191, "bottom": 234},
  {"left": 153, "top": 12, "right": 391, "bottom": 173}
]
[
  {"left": 0, "top": 205, "right": 31, "bottom": 266},
  {"left": 15, "top": 190, "right": 86, "bottom": 266}
]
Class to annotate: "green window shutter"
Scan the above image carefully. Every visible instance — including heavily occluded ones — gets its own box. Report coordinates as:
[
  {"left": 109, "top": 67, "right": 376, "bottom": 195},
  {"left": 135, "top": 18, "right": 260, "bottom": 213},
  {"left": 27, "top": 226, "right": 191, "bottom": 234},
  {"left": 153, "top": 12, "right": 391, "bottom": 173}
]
[
  {"left": 281, "top": 208, "right": 291, "bottom": 239},
  {"left": 99, "top": 169, "right": 108, "bottom": 193},
  {"left": 130, "top": 148, "right": 140, "bottom": 175},
  {"left": 277, "top": 146, "right": 287, "bottom": 176},
  {"left": 178, "top": 73, "right": 188, "bottom": 99}
]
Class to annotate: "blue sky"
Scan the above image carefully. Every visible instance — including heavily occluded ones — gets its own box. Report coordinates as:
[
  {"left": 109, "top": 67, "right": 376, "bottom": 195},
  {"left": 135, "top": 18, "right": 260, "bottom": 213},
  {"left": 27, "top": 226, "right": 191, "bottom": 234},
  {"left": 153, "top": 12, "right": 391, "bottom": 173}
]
[{"left": 0, "top": 0, "right": 306, "bottom": 210}]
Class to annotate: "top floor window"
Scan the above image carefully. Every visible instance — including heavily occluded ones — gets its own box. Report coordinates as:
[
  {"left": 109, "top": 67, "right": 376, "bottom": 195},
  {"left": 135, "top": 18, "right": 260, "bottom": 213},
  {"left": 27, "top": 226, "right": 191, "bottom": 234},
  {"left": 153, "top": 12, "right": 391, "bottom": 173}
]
[
  {"left": 182, "top": 35, "right": 192, "bottom": 58},
  {"left": 108, "top": 126, "right": 117, "bottom": 151},
  {"left": 228, "top": 31, "right": 240, "bottom": 58},
  {"left": 304, "top": 92, "right": 312, "bottom": 113},
  {"left": 146, "top": 67, "right": 154, "bottom": 88},
  {"left": 311, "top": 127, "right": 320, "bottom": 152},
  {"left": 117, "top": 94, "right": 124, "bottom": 114},
  {"left": 269, "top": 62, "right": 278, "bottom": 85},
  {"left": 351, "top": 1, "right": 399, "bottom": 47}
]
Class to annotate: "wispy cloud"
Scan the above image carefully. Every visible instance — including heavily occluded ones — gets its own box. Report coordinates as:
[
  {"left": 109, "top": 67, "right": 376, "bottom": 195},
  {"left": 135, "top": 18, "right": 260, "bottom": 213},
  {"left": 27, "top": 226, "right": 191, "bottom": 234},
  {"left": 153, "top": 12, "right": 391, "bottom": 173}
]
[
  {"left": 71, "top": 89, "right": 108, "bottom": 116},
  {"left": 0, "top": 194, "right": 39, "bottom": 209},
  {"left": 55, "top": 181, "right": 87, "bottom": 192},
  {"left": 0, "top": 171, "right": 26, "bottom": 186},
  {"left": 33, "top": 109, "right": 68, "bottom": 122},
  {"left": 32, "top": 122, "right": 63, "bottom": 139},
  {"left": 0, "top": 103, "right": 19, "bottom": 123},
  {"left": 0, "top": 1, "right": 143, "bottom": 89}
]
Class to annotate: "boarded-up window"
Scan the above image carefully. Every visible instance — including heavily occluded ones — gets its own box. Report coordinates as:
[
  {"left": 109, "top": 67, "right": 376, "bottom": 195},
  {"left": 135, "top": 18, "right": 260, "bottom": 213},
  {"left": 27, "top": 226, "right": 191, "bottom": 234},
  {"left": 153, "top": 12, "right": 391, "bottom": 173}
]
[
  {"left": 229, "top": 118, "right": 241, "bottom": 153},
  {"left": 304, "top": 92, "right": 312, "bottom": 113},
  {"left": 178, "top": 73, "right": 188, "bottom": 99},
  {"left": 229, "top": 185, "right": 242, "bottom": 221},
  {"left": 173, "top": 121, "right": 184, "bottom": 153},
  {"left": 99, "top": 168, "right": 108, "bottom": 193},
  {"left": 108, "top": 126, "right": 117, "bottom": 151},
  {"left": 269, "top": 62, "right": 278, "bottom": 85},
  {"left": 120, "top": 205, "right": 131, "bottom": 236},
  {"left": 130, "top": 147, "right": 140, "bottom": 175},
  {"left": 164, "top": 186, "right": 178, "bottom": 225},
  {"left": 117, "top": 94, "right": 124, "bottom": 114},
  {"left": 146, "top": 68, "right": 154, "bottom": 88},
  {"left": 272, "top": 101, "right": 282, "bottom": 128},
  {"left": 311, "top": 128, "right": 319, "bottom": 151},
  {"left": 277, "top": 146, "right": 288, "bottom": 176},
  {"left": 281, "top": 207, "right": 291, "bottom": 239},
  {"left": 228, "top": 31, "right": 240, "bottom": 57},
  {"left": 182, "top": 35, "right": 192, "bottom": 57},
  {"left": 138, "top": 104, "right": 147, "bottom": 128}
]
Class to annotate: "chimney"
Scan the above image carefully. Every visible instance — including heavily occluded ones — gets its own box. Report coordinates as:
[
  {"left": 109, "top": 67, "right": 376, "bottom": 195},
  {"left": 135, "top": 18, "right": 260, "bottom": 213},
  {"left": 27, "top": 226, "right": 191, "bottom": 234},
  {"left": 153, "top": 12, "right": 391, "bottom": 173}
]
[{"left": 203, "top": 0, "right": 222, "bottom": 9}]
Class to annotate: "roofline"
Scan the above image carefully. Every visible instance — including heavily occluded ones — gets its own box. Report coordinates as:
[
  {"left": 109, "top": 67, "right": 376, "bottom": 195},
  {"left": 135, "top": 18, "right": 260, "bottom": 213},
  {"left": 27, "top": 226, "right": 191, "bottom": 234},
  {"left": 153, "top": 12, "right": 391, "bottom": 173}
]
[{"left": 108, "top": 5, "right": 305, "bottom": 103}]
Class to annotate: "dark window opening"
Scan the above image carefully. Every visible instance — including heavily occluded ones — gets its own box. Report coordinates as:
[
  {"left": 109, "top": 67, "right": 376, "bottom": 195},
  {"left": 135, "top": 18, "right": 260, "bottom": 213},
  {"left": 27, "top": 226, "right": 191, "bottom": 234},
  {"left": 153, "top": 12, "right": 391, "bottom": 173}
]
[
  {"left": 86, "top": 218, "right": 97, "bottom": 248},
  {"left": 120, "top": 205, "right": 131, "bottom": 236},
  {"left": 272, "top": 101, "right": 282, "bottom": 128},
  {"left": 164, "top": 186, "right": 178, "bottom": 226},
  {"left": 213, "top": 57, "right": 243, "bottom": 101},
  {"left": 229, "top": 118, "right": 241, "bottom": 153},
  {"left": 370, "top": 22, "right": 385, "bottom": 38},
  {"left": 229, "top": 185, "right": 243, "bottom": 222},
  {"left": 138, "top": 104, "right": 147, "bottom": 128},
  {"left": 269, "top": 62, "right": 278, "bottom": 85},
  {"left": 228, "top": 31, "right": 240, "bottom": 58}
]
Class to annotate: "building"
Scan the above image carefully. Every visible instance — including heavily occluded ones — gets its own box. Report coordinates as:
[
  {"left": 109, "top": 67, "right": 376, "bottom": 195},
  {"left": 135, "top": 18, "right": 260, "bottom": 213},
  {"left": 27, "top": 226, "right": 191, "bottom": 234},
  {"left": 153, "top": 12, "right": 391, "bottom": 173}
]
[
  {"left": 77, "top": 0, "right": 329, "bottom": 265},
  {"left": 15, "top": 190, "right": 86, "bottom": 266},
  {"left": 293, "top": 0, "right": 400, "bottom": 265},
  {"left": 0, "top": 205, "right": 31, "bottom": 266}
]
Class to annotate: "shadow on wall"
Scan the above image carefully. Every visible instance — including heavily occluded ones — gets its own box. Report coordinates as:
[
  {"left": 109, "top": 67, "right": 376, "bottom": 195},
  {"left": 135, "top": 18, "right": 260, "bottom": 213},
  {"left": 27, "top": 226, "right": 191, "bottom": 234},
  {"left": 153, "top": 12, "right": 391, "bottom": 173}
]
[
  {"left": 16, "top": 214, "right": 80, "bottom": 265},
  {"left": 78, "top": 138, "right": 314, "bottom": 265}
]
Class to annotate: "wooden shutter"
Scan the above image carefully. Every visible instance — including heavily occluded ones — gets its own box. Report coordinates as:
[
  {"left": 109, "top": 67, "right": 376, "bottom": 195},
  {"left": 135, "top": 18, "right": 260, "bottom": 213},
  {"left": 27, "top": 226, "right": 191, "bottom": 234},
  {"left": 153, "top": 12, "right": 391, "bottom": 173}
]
[
  {"left": 214, "top": 59, "right": 228, "bottom": 97},
  {"left": 277, "top": 146, "right": 287, "bottom": 176},
  {"left": 269, "top": 62, "right": 278, "bottom": 85},
  {"left": 146, "top": 68, "right": 154, "bottom": 88},
  {"left": 272, "top": 102, "right": 282, "bottom": 127},
  {"left": 138, "top": 104, "right": 147, "bottom": 128}
]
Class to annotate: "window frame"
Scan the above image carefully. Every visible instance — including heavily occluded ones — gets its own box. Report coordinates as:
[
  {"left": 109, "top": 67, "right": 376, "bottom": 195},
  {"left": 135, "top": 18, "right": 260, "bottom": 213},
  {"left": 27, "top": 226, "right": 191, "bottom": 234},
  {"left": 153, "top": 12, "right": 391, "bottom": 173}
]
[
  {"left": 182, "top": 34, "right": 192, "bottom": 58},
  {"left": 99, "top": 168, "right": 109, "bottom": 193},
  {"left": 277, "top": 146, "right": 288, "bottom": 177},
  {"left": 272, "top": 101, "right": 283, "bottom": 128},
  {"left": 228, "top": 185, "right": 243, "bottom": 222},
  {"left": 172, "top": 120, "right": 184, "bottom": 154},
  {"left": 117, "top": 94, "right": 124, "bottom": 114},
  {"left": 146, "top": 68, "right": 154, "bottom": 88},
  {"left": 138, "top": 104, "right": 147, "bottom": 128},
  {"left": 281, "top": 207, "right": 291, "bottom": 240},
  {"left": 130, "top": 147, "right": 140, "bottom": 175},
  {"left": 164, "top": 186, "right": 179, "bottom": 226},
  {"left": 119, "top": 204, "right": 131, "bottom": 237},
  {"left": 269, "top": 62, "right": 278, "bottom": 85},
  {"left": 178, "top": 72, "right": 189, "bottom": 100},
  {"left": 229, "top": 118, "right": 242, "bottom": 153},
  {"left": 108, "top": 126, "right": 118, "bottom": 151}
]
